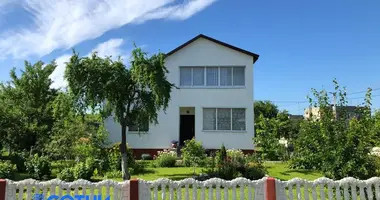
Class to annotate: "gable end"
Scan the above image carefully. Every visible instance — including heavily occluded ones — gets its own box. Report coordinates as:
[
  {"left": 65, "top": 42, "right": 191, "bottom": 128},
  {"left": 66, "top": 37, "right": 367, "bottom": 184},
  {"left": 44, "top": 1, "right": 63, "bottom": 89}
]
[{"left": 165, "top": 34, "right": 259, "bottom": 64}]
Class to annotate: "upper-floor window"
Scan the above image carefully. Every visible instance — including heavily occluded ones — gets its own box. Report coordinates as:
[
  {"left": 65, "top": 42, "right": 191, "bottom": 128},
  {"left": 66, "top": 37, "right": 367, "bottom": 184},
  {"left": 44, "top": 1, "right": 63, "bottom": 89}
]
[{"left": 180, "top": 66, "right": 245, "bottom": 87}]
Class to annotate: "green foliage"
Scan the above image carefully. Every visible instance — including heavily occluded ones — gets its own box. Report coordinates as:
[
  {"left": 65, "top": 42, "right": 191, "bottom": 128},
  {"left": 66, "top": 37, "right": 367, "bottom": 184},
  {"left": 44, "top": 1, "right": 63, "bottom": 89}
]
[
  {"left": 154, "top": 150, "right": 177, "bottom": 167},
  {"left": 204, "top": 145, "right": 266, "bottom": 180},
  {"left": 57, "top": 168, "right": 75, "bottom": 182},
  {"left": 0, "top": 61, "right": 58, "bottom": 153},
  {"left": 25, "top": 154, "right": 52, "bottom": 180},
  {"left": 141, "top": 154, "right": 153, "bottom": 160},
  {"left": 181, "top": 138, "right": 206, "bottom": 167},
  {"left": 290, "top": 79, "right": 379, "bottom": 179},
  {"left": 242, "top": 161, "right": 267, "bottom": 180},
  {"left": 254, "top": 100, "right": 279, "bottom": 119},
  {"left": 104, "top": 171, "right": 123, "bottom": 179},
  {"left": 218, "top": 144, "right": 227, "bottom": 165},
  {"left": 0, "top": 161, "right": 17, "bottom": 179},
  {"left": 254, "top": 115, "right": 287, "bottom": 161},
  {"left": 73, "top": 162, "right": 93, "bottom": 180},
  {"left": 9, "top": 152, "right": 27, "bottom": 172},
  {"left": 107, "top": 143, "right": 135, "bottom": 171},
  {"left": 65, "top": 48, "right": 174, "bottom": 180}
]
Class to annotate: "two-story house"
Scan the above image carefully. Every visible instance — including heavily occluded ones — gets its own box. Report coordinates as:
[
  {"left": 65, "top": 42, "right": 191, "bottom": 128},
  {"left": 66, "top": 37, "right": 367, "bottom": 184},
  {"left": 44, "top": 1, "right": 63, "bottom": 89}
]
[{"left": 105, "top": 34, "right": 259, "bottom": 158}]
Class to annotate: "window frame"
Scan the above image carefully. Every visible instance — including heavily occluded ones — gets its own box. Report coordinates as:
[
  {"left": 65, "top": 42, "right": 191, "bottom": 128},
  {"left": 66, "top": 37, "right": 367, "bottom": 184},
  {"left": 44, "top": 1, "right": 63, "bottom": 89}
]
[
  {"left": 128, "top": 121, "right": 150, "bottom": 133},
  {"left": 202, "top": 107, "right": 246, "bottom": 132},
  {"left": 179, "top": 66, "right": 245, "bottom": 88}
]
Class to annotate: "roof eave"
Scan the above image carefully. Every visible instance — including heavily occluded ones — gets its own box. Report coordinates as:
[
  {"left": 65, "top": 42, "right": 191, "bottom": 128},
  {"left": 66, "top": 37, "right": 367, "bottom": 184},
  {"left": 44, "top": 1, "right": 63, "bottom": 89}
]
[{"left": 165, "top": 34, "right": 260, "bottom": 64}]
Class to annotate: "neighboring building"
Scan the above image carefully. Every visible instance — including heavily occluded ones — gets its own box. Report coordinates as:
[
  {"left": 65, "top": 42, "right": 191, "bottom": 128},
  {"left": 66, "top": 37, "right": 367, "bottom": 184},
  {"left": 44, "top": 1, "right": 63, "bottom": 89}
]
[
  {"left": 105, "top": 34, "right": 259, "bottom": 158},
  {"left": 304, "top": 105, "right": 366, "bottom": 120}
]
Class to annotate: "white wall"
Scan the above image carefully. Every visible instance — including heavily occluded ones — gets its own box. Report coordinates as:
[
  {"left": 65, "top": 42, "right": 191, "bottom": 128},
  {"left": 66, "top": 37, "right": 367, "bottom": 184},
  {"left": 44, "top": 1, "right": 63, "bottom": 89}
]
[{"left": 105, "top": 37, "right": 255, "bottom": 150}]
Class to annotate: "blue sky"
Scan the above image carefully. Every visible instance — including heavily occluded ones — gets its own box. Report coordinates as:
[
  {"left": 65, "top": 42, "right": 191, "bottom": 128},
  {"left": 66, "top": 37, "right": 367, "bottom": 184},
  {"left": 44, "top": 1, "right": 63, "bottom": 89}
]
[{"left": 0, "top": 0, "right": 379, "bottom": 115}]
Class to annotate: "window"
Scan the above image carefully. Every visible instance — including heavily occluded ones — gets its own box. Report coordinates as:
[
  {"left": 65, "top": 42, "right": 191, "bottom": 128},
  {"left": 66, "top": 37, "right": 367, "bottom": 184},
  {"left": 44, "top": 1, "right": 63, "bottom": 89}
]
[
  {"left": 203, "top": 108, "right": 216, "bottom": 130},
  {"left": 128, "top": 121, "right": 149, "bottom": 132},
  {"left": 203, "top": 108, "right": 246, "bottom": 131},
  {"left": 233, "top": 67, "right": 245, "bottom": 86},
  {"left": 206, "top": 67, "right": 218, "bottom": 86},
  {"left": 180, "top": 66, "right": 245, "bottom": 87},
  {"left": 220, "top": 67, "right": 232, "bottom": 86},
  {"left": 192, "top": 67, "right": 204, "bottom": 86}
]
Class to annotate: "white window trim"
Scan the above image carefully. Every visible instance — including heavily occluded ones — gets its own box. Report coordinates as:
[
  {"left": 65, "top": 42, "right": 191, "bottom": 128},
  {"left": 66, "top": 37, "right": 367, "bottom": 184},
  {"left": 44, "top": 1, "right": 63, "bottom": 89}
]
[
  {"left": 202, "top": 107, "right": 246, "bottom": 132},
  {"left": 179, "top": 66, "right": 246, "bottom": 88}
]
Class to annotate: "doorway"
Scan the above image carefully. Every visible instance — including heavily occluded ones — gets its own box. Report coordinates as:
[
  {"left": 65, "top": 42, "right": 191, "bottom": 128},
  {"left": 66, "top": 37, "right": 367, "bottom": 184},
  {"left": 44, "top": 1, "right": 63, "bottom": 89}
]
[{"left": 179, "top": 107, "right": 195, "bottom": 146}]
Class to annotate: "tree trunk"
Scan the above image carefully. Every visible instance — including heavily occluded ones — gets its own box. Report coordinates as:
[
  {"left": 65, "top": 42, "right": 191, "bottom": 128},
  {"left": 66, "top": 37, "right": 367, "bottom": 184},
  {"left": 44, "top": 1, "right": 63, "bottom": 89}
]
[{"left": 120, "top": 124, "right": 131, "bottom": 180}]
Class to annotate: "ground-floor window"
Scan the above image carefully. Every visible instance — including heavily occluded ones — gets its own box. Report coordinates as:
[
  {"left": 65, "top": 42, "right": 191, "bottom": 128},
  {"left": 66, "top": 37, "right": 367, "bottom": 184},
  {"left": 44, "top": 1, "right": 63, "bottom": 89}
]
[
  {"left": 128, "top": 120, "right": 149, "bottom": 132},
  {"left": 203, "top": 108, "right": 246, "bottom": 131}
]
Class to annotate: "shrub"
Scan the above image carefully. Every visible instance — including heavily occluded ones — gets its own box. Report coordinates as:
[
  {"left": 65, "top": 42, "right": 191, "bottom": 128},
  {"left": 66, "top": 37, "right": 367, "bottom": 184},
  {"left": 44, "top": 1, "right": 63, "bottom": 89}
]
[
  {"left": 141, "top": 154, "right": 152, "bottom": 160},
  {"left": 85, "top": 157, "right": 96, "bottom": 172},
  {"left": 215, "top": 151, "right": 241, "bottom": 180},
  {"left": 104, "top": 171, "right": 122, "bottom": 179},
  {"left": 242, "top": 162, "right": 267, "bottom": 180},
  {"left": 154, "top": 149, "right": 177, "bottom": 167},
  {"left": 226, "top": 149, "right": 245, "bottom": 166},
  {"left": 73, "top": 162, "right": 93, "bottom": 180},
  {"left": 181, "top": 138, "right": 206, "bottom": 167},
  {"left": 25, "top": 154, "right": 51, "bottom": 180},
  {"left": 57, "top": 168, "right": 75, "bottom": 182},
  {"left": 9, "top": 152, "right": 27, "bottom": 172},
  {"left": 0, "top": 161, "right": 16, "bottom": 179},
  {"left": 107, "top": 143, "right": 135, "bottom": 171},
  {"left": 203, "top": 147, "right": 267, "bottom": 180},
  {"left": 130, "top": 161, "right": 147, "bottom": 174}
]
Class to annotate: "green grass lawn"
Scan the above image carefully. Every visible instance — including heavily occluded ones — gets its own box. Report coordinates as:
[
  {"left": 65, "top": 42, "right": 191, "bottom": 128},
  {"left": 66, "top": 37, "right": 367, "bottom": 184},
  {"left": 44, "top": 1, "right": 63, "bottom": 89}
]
[
  {"left": 264, "top": 162, "right": 322, "bottom": 181},
  {"left": 12, "top": 161, "right": 322, "bottom": 182},
  {"left": 104, "top": 161, "right": 322, "bottom": 182}
]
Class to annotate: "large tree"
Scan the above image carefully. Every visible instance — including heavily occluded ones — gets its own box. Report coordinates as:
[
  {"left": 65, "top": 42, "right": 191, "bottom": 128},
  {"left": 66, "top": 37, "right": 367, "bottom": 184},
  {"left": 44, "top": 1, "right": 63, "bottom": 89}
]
[
  {"left": 290, "top": 80, "right": 378, "bottom": 179},
  {"left": 0, "top": 61, "right": 58, "bottom": 153},
  {"left": 254, "top": 100, "right": 279, "bottom": 119},
  {"left": 65, "top": 48, "right": 174, "bottom": 180}
]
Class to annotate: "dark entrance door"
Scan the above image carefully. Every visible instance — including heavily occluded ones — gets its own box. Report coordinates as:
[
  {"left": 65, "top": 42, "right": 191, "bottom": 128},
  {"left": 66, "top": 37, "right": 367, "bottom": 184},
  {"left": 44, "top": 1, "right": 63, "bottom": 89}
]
[{"left": 179, "top": 115, "right": 195, "bottom": 146}]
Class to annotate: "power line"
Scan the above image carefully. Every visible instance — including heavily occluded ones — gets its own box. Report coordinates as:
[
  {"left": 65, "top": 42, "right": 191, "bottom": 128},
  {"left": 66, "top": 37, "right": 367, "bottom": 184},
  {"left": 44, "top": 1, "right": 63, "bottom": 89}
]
[{"left": 347, "top": 88, "right": 380, "bottom": 95}]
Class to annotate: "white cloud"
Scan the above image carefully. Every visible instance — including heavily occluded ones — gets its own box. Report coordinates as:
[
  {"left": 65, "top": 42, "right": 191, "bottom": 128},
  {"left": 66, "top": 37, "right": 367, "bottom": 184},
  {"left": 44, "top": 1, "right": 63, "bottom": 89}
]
[
  {"left": 0, "top": 0, "right": 217, "bottom": 60},
  {"left": 49, "top": 54, "right": 71, "bottom": 89},
  {"left": 136, "top": 0, "right": 217, "bottom": 22},
  {"left": 50, "top": 38, "right": 126, "bottom": 89},
  {"left": 87, "top": 38, "right": 126, "bottom": 60}
]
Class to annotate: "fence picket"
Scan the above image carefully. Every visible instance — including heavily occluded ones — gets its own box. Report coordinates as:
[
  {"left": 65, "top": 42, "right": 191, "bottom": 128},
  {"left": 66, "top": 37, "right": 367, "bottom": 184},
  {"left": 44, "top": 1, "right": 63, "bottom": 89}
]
[
  {"left": 319, "top": 184, "right": 325, "bottom": 200},
  {"left": 224, "top": 185, "right": 228, "bottom": 200},
  {"left": 3, "top": 176, "right": 380, "bottom": 200}
]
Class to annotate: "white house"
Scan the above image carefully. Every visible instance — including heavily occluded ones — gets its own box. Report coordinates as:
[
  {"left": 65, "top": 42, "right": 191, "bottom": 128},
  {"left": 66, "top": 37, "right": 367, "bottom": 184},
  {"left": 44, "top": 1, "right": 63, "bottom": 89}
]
[{"left": 105, "top": 34, "right": 259, "bottom": 158}]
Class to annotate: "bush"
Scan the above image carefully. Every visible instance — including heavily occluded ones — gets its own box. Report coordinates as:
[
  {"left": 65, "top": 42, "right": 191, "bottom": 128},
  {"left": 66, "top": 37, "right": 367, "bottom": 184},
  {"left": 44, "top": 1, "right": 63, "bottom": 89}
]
[
  {"left": 181, "top": 138, "right": 206, "bottom": 167},
  {"left": 9, "top": 152, "right": 27, "bottom": 172},
  {"left": 203, "top": 146, "right": 267, "bottom": 180},
  {"left": 107, "top": 143, "right": 135, "bottom": 171},
  {"left": 130, "top": 161, "right": 147, "bottom": 174},
  {"left": 73, "top": 162, "right": 93, "bottom": 180},
  {"left": 242, "top": 162, "right": 267, "bottom": 180},
  {"left": 0, "top": 161, "right": 17, "bottom": 179},
  {"left": 226, "top": 149, "right": 245, "bottom": 166},
  {"left": 25, "top": 154, "right": 51, "bottom": 180},
  {"left": 104, "top": 170, "right": 122, "bottom": 179},
  {"left": 154, "top": 149, "right": 177, "bottom": 167},
  {"left": 57, "top": 168, "right": 75, "bottom": 182},
  {"left": 141, "top": 154, "right": 152, "bottom": 160}
]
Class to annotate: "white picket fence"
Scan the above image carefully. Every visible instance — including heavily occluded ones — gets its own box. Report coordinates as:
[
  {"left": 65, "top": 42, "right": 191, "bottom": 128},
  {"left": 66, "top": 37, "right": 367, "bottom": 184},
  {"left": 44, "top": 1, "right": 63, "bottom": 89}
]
[{"left": 2, "top": 177, "right": 380, "bottom": 200}]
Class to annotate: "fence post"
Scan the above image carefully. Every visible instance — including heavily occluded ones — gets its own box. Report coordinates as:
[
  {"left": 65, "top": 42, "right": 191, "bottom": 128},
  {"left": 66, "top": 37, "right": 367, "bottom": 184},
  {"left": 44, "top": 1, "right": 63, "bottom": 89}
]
[
  {"left": 0, "top": 179, "right": 6, "bottom": 200},
  {"left": 130, "top": 179, "right": 139, "bottom": 200},
  {"left": 266, "top": 177, "right": 276, "bottom": 200}
]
